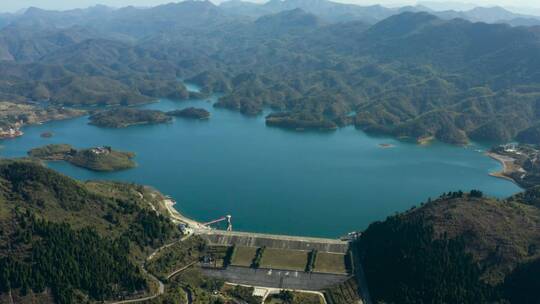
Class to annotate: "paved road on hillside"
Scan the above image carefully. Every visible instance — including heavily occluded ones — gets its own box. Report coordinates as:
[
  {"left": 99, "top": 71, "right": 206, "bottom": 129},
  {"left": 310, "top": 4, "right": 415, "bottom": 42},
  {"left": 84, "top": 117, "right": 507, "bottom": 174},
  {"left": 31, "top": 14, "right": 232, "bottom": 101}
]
[
  {"left": 108, "top": 268, "right": 164, "bottom": 304},
  {"left": 108, "top": 235, "right": 193, "bottom": 304}
]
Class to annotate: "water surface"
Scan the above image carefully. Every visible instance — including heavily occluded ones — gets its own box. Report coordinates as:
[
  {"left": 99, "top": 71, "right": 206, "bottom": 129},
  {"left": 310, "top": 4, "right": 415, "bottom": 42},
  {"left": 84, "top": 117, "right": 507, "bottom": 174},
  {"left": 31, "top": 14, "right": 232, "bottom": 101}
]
[{"left": 0, "top": 89, "right": 521, "bottom": 237}]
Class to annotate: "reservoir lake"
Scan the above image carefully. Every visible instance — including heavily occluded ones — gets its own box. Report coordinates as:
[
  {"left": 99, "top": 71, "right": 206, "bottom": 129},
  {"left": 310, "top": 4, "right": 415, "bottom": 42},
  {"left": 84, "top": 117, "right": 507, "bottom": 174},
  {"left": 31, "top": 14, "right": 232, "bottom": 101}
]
[{"left": 0, "top": 84, "right": 522, "bottom": 237}]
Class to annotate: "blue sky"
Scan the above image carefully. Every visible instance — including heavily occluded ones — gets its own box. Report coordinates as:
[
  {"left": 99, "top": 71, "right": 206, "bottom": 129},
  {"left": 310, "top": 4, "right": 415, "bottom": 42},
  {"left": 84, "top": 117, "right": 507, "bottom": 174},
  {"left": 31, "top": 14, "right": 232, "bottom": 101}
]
[{"left": 1, "top": 0, "right": 540, "bottom": 13}]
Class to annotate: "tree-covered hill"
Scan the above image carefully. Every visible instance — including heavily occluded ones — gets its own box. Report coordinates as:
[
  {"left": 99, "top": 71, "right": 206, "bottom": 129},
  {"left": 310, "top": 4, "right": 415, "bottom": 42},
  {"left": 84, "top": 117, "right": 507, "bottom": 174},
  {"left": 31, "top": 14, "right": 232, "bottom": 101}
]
[
  {"left": 357, "top": 192, "right": 540, "bottom": 303},
  {"left": 3, "top": 3, "right": 540, "bottom": 143},
  {"left": 0, "top": 160, "right": 179, "bottom": 303},
  {"left": 89, "top": 108, "right": 172, "bottom": 128}
]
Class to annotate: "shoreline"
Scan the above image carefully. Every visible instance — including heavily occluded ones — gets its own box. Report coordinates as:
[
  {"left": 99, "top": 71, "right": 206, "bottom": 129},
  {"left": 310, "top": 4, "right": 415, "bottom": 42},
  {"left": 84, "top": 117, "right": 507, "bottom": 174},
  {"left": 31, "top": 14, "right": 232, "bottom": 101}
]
[
  {"left": 158, "top": 196, "right": 348, "bottom": 243},
  {"left": 417, "top": 136, "right": 434, "bottom": 145},
  {"left": 485, "top": 152, "right": 520, "bottom": 185},
  {"left": 160, "top": 198, "right": 209, "bottom": 230}
]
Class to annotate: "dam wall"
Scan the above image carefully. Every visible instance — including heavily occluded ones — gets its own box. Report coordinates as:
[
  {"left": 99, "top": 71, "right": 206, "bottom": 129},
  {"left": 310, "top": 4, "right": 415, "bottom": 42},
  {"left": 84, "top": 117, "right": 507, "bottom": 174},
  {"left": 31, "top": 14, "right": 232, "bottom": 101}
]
[{"left": 198, "top": 230, "right": 349, "bottom": 253}]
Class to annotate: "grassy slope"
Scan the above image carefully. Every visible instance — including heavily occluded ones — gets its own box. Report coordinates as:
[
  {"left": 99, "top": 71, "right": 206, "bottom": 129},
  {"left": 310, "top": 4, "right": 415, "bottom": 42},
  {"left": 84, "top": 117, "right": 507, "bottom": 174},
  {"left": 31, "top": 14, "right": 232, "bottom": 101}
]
[
  {"left": 231, "top": 246, "right": 258, "bottom": 267},
  {"left": 260, "top": 248, "right": 309, "bottom": 271},
  {"left": 315, "top": 253, "right": 348, "bottom": 274}
]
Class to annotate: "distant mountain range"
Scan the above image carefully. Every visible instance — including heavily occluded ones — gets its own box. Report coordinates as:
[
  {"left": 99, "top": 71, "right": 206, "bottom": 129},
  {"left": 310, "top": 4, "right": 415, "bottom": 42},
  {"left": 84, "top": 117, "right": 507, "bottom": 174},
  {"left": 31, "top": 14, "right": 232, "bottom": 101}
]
[
  {"left": 434, "top": 6, "right": 540, "bottom": 26},
  {"left": 2, "top": 0, "right": 540, "bottom": 144},
  {"left": 1, "top": 0, "right": 540, "bottom": 31},
  {"left": 223, "top": 0, "right": 540, "bottom": 26}
]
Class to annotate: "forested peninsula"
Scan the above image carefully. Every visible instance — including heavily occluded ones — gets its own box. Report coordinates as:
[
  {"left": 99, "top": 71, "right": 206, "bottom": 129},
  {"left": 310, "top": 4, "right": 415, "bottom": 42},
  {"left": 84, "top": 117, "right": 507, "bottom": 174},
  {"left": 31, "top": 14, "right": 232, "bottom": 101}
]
[
  {"left": 28, "top": 144, "right": 136, "bottom": 171},
  {"left": 89, "top": 108, "right": 172, "bottom": 128}
]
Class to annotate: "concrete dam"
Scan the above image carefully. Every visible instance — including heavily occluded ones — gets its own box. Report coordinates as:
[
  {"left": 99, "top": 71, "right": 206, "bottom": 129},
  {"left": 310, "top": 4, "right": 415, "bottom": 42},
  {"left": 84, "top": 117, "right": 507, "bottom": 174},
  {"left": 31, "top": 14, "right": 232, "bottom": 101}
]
[{"left": 198, "top": 230, "right": 350, "bottom": 254}]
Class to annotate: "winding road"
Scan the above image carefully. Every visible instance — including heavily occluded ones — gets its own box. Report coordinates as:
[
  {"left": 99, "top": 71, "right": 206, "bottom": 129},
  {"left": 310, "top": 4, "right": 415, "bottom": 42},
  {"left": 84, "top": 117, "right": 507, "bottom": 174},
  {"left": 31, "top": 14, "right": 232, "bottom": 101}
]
[
  {"left": 107, "top": 266, "right": 164, "bottom": 304},
  {"left": 108, "top": 232, "right": 197, "bottom": 304},
  {"left": 166, "top": 260, "right": 198, "bottom": 280}
]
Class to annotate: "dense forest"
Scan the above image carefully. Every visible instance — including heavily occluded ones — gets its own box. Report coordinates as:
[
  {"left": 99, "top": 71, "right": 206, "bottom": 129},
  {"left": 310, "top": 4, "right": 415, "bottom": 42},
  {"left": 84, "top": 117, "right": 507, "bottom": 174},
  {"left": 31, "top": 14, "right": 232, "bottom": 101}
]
[
  {"left": 167, "top": 107, "right": 211, "bottom": 120},
  {"left": 0, "top": 160, "right": 178, "bottom": 303},
  {"left": 89, "top": 108, "right": 172, "bottom": 128},
  {"left": 359, "top": 214, "right": 493, "bottom": 303},
  {"left": 357, "top": 192, "right": 540, "bottom": 303},
  {"left": 2, "top": 1, "right": 540, "bottom": 143},
  {"left": 0, "top": 215, "right": 146, "bottom": 303}
]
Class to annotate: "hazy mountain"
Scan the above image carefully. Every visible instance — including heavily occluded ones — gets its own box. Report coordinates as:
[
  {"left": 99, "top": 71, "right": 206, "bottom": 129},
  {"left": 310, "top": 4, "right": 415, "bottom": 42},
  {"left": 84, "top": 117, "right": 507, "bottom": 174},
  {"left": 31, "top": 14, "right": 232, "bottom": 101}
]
[
  {"left": 220, "top": 0, "right": 400, "bottom": 23},
  {"left": 219, "top": 0, "right": 272, "bottom": 18},
  {"left": 0, "top": 1, "right": 234, "bottom": 40},
  {"left": 466, "top": 6, "right": 525, "bottom": 22},
  {"left": 0, "top": 13, "right": 14, "bottom": 29},
  {"left": 435, "top": 6, "right": 540, "bottom": 26},
  {"left": 10, "top": 5, "right": 114, "bottom": 29},
  {"left": 254, "top": 8, "right": 324, "bottom": 32},
  {"left": 90, "top": 0, "right": 234, "bottom": 38},
  {"left": 419, "top": 1, "right": 479, "bottom": 11},
  {"left": 0, "top": 24, "right": 96, "bottom": 62},
  {"left": 219, "top": 0, "right": 540, "bottom": 26},
  {"left": 507, "top": 6, "right": 540, "bottom": 17},
  {"left": 1, "top": 0, "right": 539, "bottom": 35}
]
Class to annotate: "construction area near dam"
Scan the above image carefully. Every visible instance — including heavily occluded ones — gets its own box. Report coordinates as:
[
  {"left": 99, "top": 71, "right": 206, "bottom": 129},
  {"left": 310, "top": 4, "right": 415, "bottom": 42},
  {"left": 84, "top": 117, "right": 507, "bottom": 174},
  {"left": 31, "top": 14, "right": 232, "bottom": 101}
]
[
  {"left": 156, "top": 198, "right": 368, "bottom": 304},
  {"left": 198, "top": 229, "right": 365, "bottom": 303}
]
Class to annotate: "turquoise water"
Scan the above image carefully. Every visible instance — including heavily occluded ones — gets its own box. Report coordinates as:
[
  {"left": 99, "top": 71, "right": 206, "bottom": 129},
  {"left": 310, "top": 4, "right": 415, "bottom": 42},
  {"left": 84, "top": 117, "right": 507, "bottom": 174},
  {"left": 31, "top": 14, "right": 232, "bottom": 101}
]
[{"left": 0, "top": 88, "right": 522, "bottom": 237}]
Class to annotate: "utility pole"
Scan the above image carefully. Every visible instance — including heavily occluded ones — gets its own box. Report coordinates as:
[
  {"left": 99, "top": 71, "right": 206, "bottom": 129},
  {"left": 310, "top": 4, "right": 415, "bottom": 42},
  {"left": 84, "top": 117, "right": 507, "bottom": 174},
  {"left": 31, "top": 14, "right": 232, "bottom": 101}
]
[{"left": 226, "top": 215, "right": 232, "bottom": 231}]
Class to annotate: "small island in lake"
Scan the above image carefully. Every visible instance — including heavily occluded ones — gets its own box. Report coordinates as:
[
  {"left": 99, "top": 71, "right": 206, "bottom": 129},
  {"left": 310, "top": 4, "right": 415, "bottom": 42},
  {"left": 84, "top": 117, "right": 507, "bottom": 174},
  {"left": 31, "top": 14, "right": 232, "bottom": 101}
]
[
  {"left": 378, "top": 143, "right": 395, "bottom": 148},
  {"left": 89, "top": 108, "right": 172, "bottom": 128},
  {"left": 40, "top": 131, "right": 54, "bottom": 138},
  {"left": 28, "top": 144, "right": 136, "bottom": 172},
  {"left": 265, "top": 112, "right": 338, "bottom": 131},
  {"left": 167, "top": 107, "right": 210, "bottom": 120},
  {"left": 417, "top": 136, "right": 435, "bottom": 145}
]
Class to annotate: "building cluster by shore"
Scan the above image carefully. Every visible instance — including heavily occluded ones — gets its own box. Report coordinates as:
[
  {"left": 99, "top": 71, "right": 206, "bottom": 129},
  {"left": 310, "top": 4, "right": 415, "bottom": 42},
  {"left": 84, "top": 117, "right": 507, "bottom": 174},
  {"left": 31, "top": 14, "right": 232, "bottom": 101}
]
[
  {"left": 486, "top": 143, "right": 538, "bottom": 188},
  {"left": 0, "top": 126, "right": 23, "bottom": 139},
  {"left": 486, "top": 152, "right": 518, "bottom": 183}
]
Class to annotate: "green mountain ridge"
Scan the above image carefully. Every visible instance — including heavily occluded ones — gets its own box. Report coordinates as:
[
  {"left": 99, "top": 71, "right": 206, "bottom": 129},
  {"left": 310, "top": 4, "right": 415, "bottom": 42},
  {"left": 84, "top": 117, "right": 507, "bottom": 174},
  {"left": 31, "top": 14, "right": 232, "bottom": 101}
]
[{"left": 3, "top": 6, "right": 540, "bottom": 143}]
